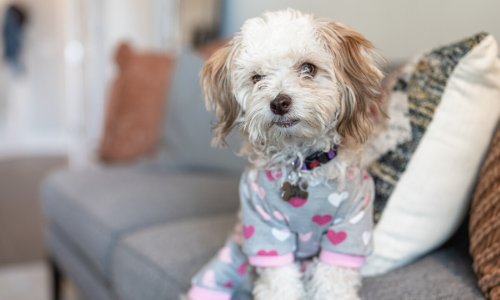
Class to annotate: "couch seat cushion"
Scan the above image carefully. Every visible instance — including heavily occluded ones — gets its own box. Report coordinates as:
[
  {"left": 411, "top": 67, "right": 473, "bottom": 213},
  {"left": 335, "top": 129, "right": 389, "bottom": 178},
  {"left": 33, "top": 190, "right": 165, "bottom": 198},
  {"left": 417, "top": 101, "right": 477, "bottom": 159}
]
[
  {"left": 111, "top": 213, "right": 484, "bottom": 300},
  {"left": 41, "top": 167, "right": 240, "bottom": 282},
  {"left": 360, "top": 225, "right": 485, "bottom": 300},
  {"left": 112, "top": 213, "right": 240, "bottom": 300}
]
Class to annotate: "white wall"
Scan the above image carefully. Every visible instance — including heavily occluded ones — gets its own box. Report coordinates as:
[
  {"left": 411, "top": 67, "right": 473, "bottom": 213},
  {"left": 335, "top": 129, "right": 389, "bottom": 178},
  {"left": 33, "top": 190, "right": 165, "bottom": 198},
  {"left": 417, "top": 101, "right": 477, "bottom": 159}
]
[
  {"left": 0, "top": 0, "right": 66, "bottom": 156},
  {"left": 93, "top": 0, "right": 161, "bottom": 157},
  {"left": 222, "top": 0, "right": 500, "bottom": 63},
  {"left": 67, "top": 0, "right": 179, "bottom": 167},
  {"left": 0, "top": 0, "right": 179, "bottom": 162}
]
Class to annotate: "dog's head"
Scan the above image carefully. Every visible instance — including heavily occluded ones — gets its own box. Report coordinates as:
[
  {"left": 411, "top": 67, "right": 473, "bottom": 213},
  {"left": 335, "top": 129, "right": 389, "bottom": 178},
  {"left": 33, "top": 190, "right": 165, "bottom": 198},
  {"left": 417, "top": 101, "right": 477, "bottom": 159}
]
[{"left": 201, "top": 9, "right": 384, "bottom": 152}]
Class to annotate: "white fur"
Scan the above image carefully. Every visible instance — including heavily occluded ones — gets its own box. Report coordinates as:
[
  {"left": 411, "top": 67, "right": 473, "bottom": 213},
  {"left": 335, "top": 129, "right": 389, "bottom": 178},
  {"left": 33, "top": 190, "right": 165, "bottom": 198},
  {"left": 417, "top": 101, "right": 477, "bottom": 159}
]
[
  {"left": 305, "top": 260, "right": 362, "bottom": 300},
  {"left": 253, "top": 263, "right": 306, "bottom": 300},
  {"left": 233, "top": 10, "right": 344, "bottom": 155}
]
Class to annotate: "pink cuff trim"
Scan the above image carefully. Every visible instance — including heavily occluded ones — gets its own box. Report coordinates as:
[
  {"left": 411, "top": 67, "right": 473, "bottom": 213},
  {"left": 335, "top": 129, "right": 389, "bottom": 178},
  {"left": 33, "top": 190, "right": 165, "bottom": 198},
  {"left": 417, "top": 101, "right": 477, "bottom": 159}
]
[
  {"left": 319, "top": 250, "right": 365, "bottom": 268},
  {"left": 188, "top": 286, "right": 231, "bottom": 300},
  {"left": 248, "top": 252, "right": 294, "bottom": 267}
]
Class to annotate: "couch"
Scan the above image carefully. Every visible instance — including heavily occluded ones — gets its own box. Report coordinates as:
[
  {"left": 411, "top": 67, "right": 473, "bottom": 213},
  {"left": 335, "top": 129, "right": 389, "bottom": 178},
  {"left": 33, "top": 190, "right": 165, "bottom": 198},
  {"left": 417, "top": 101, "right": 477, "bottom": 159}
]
[{"left": 40, "top": 49, "right": 486, "bottom": 300}]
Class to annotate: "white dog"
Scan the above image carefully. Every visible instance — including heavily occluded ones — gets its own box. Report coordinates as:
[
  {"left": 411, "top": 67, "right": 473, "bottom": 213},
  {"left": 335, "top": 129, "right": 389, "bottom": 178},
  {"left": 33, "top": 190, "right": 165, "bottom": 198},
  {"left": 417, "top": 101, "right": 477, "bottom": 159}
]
[{"left": 185, "top": 9, "right": 384, "bottom": 300}]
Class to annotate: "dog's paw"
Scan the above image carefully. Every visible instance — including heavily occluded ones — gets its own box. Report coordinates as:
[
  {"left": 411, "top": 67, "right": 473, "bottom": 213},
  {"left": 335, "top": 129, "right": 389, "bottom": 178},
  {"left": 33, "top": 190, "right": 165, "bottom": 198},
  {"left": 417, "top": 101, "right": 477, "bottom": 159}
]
[
  {"left": 253, "top": 264, "right": 306, "bottom": 300},
  {"left": 305, "top": 261, "right": 361, "bottom": 300}
]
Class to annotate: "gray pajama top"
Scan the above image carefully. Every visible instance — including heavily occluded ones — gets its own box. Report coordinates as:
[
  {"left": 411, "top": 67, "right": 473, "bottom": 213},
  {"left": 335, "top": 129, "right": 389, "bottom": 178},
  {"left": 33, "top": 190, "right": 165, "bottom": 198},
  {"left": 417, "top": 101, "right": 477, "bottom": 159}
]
[
  {"left": 188, "top": 164, "right": 375, "bottom": 300},
  {"left": 240, "top": 165, "right": 374, "bottom": 267}
]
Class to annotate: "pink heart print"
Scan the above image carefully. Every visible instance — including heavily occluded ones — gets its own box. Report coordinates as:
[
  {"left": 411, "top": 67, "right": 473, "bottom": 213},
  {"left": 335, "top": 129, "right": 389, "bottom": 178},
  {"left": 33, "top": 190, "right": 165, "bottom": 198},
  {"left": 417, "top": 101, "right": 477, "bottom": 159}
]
[
  {"left": 224, "top": 280, "right": 233, "bottom": 288},
  {"left": 312, "top": 214, "right": 333, "bottom": 226},
  {"left": 242, "top": 225, "right": 254, "bottom": 240},
  {"left": 251, "top": 181, "right": 265, "bottom": 199},
  {"left": 299, "top": 232, "right": 313, "bottom": 242},
  {"left": 218, "top": 247, "right": 232, "bottom": 264},
  {"left": 363, "top": 192, "right": 370, "bottom": 208},
  {"left": 257, "top": 250, "right": 279, "bottom": 256},
  {"left": 346, "top": 168, "right": 356, "bottom": 180},
  {"left": 237, "top": 262, "right": 247, "bottom": 275},
  {"left": 255, "top": 205, "right": 271, "bottom": 221},
  {"left": 288, "top": 197, "right": 307, "bottom": 208},
  {"left": 327, "top": 230, "right": 347, "bottom": 245},
  {"left": 265, "top": 169, "right": 282, "bottom": 182},
  {"left": 202, "top": 270, "right": 217, "bottom": 287}
]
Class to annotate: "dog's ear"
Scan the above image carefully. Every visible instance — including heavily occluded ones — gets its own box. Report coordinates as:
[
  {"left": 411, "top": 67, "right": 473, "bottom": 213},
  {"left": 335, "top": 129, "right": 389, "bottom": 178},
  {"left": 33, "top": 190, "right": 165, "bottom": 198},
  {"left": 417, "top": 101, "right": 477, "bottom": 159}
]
[
  {"left": 200, "top": 38, "right": 242, "bottom": 147},
  {"left": 317, "top": 20, "right": 385, "bottom": 143}
]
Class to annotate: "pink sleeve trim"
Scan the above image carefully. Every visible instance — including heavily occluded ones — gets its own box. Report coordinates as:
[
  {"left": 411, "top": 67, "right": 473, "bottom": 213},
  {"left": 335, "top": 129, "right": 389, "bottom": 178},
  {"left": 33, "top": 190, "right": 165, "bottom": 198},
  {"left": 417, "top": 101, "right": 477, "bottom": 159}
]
[
  {"left": 319, "top": 250, "right": 365, "bottom": 268},
  {"left": 248, "top": 252, "right": 294, "bottom": 267},
  {"left": 188, "top": 286, "right": 231, "bottom": 300}
]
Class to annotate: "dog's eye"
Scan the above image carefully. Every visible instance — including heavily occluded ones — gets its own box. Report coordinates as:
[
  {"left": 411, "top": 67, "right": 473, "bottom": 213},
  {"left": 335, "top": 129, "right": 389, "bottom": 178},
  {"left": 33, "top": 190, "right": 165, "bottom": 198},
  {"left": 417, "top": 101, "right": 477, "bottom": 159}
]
[
  {"left": 252, "top": 74, "right": 265, "bottom": 84},
  {"left": 301, "top": 63, "right": 316, "bottom": 75}
]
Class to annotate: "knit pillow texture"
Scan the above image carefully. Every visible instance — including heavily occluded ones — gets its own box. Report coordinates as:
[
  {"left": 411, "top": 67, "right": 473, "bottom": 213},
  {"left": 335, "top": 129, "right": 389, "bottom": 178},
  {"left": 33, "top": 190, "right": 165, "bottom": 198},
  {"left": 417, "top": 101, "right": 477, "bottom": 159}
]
[
  {"left": 470, "top": 124, "right": 500, "bottom": 300},
  {"left": 362, "top": 33, "right": 500, "bottom": 276}
]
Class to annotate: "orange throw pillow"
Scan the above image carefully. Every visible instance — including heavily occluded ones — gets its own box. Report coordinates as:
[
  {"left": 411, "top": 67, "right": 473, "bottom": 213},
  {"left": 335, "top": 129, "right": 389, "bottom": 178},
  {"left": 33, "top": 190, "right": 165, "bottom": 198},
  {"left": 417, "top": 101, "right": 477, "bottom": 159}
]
[{"left": 99, "top": 43, "right": 174, "bottom": 162}]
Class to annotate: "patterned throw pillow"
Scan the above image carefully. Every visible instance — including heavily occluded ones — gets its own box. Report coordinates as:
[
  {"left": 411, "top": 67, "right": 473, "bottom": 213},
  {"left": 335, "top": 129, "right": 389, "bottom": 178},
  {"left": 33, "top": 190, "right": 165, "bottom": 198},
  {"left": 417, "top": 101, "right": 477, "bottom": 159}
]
[{"left": 362, "top": 33, "right": 500, "bottom": 276}]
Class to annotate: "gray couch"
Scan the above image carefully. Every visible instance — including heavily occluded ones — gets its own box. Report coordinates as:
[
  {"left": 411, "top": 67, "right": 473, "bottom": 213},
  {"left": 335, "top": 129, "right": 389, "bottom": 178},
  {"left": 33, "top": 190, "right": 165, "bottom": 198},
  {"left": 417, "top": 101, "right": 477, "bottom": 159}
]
[{"left": 41, "top": 49, "right": 485, "bottom": 300}]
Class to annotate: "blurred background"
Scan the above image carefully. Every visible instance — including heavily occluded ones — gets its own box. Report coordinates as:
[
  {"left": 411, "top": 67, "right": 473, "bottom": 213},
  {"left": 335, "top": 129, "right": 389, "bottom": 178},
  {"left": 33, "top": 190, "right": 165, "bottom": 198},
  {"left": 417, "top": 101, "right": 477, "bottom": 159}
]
[{"left": 0, "top": 0, "right": 498, "bottom": 299}]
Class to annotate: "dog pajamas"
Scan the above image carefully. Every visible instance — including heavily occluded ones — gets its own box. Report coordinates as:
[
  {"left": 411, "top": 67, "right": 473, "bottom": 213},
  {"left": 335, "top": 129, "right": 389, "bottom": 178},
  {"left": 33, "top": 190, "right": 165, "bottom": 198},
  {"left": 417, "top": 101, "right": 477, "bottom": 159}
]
[{"left": 188, "top": 166, "right": 374, "bottom": 300}]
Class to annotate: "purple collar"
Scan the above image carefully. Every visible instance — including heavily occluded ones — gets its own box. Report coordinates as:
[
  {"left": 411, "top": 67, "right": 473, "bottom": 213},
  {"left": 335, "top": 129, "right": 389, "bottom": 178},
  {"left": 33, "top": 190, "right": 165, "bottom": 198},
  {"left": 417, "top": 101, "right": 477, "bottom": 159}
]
[{"left": 299, "top": 148, "right": 338, "bottom": 170}]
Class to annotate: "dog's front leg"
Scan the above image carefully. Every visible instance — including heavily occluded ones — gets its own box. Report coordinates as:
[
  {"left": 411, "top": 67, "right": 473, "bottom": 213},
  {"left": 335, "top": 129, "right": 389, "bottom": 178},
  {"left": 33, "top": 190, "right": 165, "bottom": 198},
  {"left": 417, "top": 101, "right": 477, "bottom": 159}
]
[
  {"left": 253, "top": 263, "right": 306, "bottom": 300},
  {"left": 306, "top": 260, "right": 362, "bottom": 300}
]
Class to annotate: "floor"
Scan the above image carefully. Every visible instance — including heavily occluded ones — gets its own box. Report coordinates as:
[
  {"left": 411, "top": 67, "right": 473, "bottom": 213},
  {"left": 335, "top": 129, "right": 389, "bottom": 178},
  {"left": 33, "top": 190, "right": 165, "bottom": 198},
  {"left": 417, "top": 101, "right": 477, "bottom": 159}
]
[
  {"left": 0, "top": 156, "right": 80, "bottom": 299},
  {"left": 0, "top": 155, "right": 66, "bottom": 265},
  {"left": 0, "top": 261, "right": 80, "bottom": 300}
]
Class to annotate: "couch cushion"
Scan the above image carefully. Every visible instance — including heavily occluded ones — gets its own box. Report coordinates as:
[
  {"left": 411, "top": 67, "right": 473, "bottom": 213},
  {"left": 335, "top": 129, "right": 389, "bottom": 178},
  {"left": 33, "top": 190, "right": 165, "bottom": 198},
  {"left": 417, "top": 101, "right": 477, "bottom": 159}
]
[
  {"left": 111, "top": 213, "right": 484, "bottom": 300},
  {"left": 46, "top": 225, "right": 114, "bottom": 300},
  {"left": 112, "top": 213, "right": 242, "bottom": 300},
  {"left": 152, "top": 48, "right": 247, "bottom": 174},
  {"left": 360, "top": 222, "right": 485, "bottom": 300},
  {"left": 40, "top": 167, "right": 240, "bottom": 282}
]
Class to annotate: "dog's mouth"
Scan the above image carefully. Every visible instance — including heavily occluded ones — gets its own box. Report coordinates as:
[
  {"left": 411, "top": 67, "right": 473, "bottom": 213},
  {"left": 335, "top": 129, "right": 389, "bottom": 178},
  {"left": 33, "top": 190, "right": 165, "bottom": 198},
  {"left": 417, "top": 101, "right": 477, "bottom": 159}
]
[{"left": 274, "top": 118, "right": 299, "bottom": 128}]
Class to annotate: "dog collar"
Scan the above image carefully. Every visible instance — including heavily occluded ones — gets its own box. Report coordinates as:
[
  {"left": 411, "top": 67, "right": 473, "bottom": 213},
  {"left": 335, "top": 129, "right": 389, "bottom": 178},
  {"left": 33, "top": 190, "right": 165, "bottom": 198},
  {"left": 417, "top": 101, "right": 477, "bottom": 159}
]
[
  {"left": 300, "top": 148, "right": 338, "bottom": 170},
  {"left": 281, "top": 147, "right": 338, "bottom": 202}
]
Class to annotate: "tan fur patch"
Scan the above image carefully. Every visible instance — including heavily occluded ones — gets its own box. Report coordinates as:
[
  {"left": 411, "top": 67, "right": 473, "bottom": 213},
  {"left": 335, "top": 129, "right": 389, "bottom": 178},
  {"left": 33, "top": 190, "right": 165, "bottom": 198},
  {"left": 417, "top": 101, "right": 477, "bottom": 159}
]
[
  {"left": 315, "top": 20, "right": 385, "bottom": 143},
  {"left": 200, "top": 38, "right": 242, "bottom": 147}
]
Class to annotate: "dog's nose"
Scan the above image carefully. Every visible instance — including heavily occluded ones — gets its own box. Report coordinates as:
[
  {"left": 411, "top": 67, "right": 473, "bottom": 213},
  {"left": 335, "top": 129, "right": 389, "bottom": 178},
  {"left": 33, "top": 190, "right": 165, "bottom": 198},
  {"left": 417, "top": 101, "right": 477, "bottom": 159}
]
[{"left": 270, "top": 94, "right": 292, "bottom": 116}]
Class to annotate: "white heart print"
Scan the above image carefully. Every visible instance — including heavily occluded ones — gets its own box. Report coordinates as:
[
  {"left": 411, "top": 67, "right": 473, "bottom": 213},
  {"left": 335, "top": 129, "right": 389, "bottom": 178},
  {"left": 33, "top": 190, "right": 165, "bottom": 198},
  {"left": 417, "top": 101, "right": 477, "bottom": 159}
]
[
  {"left": 328, "top": 191, "right": 349, "bottom": 207},
  {"left": 362, "top": 231, "right": 372, "bottom": 245},
  {"left": 349, "top": 211, "right": 365, "bottom": 224},
  {"left": 272, "top": 228, "right": 291, "bottom": 241},
  {"left": 248, "top": 169, "right": 258, "bottom": 181}
]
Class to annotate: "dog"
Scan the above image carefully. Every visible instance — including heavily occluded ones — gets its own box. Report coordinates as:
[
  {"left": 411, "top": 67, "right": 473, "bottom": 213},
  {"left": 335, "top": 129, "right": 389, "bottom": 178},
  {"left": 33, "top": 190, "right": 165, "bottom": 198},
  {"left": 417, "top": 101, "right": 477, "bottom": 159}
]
[{"left": 184, "top": 9, "right": 384, "bottom": 300}]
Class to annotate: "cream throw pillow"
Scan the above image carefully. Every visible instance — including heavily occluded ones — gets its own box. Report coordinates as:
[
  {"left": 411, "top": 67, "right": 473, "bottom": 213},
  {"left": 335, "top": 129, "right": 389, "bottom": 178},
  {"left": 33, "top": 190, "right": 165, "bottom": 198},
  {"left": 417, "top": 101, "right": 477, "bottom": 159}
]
[{"left": 362, "top": 34, "right": 500, "bottom": 276}]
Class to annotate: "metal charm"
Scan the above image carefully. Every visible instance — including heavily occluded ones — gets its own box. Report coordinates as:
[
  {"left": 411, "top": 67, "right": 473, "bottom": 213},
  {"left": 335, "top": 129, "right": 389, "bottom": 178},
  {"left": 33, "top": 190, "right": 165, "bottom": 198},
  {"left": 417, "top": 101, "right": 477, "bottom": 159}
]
[{"left": 281, "top": 161, "right": 309, "bottom": 201}]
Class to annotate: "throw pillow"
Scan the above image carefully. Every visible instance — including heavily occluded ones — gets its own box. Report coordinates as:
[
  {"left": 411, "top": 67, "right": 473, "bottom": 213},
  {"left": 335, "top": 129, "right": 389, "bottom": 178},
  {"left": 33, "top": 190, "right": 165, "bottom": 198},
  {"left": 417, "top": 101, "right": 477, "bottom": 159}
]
[
  {"left": 99, "top": 43, "right": 174, "bottom": 162},
  {"left": 361, "top": 33, "right": 500, "bottom": 276},
  {"left": 470, "top": 124, "right": 500, "bottom": 300}
]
